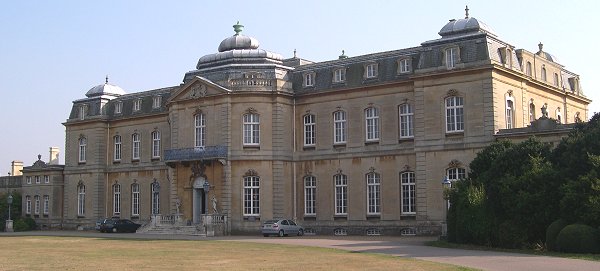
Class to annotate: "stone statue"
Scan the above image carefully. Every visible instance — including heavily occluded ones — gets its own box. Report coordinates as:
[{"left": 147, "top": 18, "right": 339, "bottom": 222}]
[
  {"left": 175, "top": 198, "right": 181, "bottom": 214},
  {"left": 541, "top": 104, "right": 548, "bottom": 118},
  {"left": 212, "top": 196, "right": 218, "bottom": 214}
]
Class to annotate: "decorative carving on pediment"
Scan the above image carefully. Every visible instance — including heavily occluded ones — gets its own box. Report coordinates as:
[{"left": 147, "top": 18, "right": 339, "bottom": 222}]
[
  {"left": 507, "top": 89, "right": 513, "bottom": 96},
  {"left": 190, "top": 84, "right": 207, "bottom": 98},
  {"left": 191, "top": 161, "right": 207, "bottom": 179},
  {"left": 403, "top": 164, "right": 411, "bottom": 172},
  {"left": 305, "top": 170, "right": 313, "bottom": 176},
  {"left": 336, "top": 169, "right": 343, "bottom": 175},
  {"left": 448, "top": 159, "right": 462, "bottom": 168},
  {"left": 244, "top": 169, "right": 258, "bottom": 177},
  {"left": 77, "top": 180, "right": 84, "bottom": 186},
  {"left": 245, "top": 107, "right": 258, "bottom": 114},
  {"left": 446, "top": 89, "right": 459, "bottom": 97}
]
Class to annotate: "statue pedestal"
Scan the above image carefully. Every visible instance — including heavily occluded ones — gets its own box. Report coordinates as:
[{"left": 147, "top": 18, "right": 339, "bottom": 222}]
[{"left": 5, "top": 220, "right": 14, "bottom": 232}]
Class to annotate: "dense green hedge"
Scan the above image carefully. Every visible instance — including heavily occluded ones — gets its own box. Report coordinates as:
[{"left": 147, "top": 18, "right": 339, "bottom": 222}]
[
  {"left": 556, "top": 224, "right": 600, "bottom": 253},
  {"left": 546, "top": 219, "right": 568, "bottom": 251}
]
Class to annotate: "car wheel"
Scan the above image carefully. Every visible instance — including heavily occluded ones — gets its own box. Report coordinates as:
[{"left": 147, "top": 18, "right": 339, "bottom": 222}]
[
  {"left": 297, "top": 229, "right": 304, "bottom": 236},
  {"left": 112, "top": 227, "right": 118, "bottom": 233},
  {"left": 278, "top": 230, "right": 284, "bottom": 237},
  {"left": 263, "top": 234, "right": 269, "bottom": 237}
]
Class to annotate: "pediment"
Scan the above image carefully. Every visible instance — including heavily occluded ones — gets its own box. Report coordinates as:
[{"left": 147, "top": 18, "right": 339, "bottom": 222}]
[{"left": 168, "top": 76, "right": 231, "bottom": 103}]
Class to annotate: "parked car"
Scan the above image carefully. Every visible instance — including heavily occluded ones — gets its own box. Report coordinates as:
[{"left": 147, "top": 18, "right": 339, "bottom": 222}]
[
  {"left": 262, "top": 219, "right": 304, "bottom": 237},
  {"left": 100, "top": 219, "right": 141, "bottom": 233},
  {"left": 95, "top": 218, "right": 115, "bottom": 231}
]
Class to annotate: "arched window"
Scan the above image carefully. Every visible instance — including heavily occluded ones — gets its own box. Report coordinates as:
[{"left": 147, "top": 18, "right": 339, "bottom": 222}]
[
  {"left": 526, "top": 61, "right": 532, "bottom": 76},
  {"left": 243, "top": 113, "right": 260, "bottom": 146},
  {"left": 334, "top": 174, "right": 348, "bottom": 215},
  {"left": 399, "top": 103, "right": 414, "bottom": 138},
  {"left": 151, "top": 131, "right": 160, "bottom": 158},
  {"left": 77, "top": 183, "right": 86, "bottom": 216},
  {"left": 366, "top": 172, "right": 381, "bottom": 215},
  {"left": 131, "top": 183, "right": 140, "bottom": 216},
  {"left": 113, "top": 183, "right": 121, "bottom": 215},
  {"left": 553, "top": 73, "right": 559, "bottom": 87},
  {"left": 113, "top": 135, "right": 122, "bottom": 161},
  {"left": 529, "top": 102, "right": 536, "bottom": 122},
  {"left": 243, "top": 176, "right": 260, "bottom": 216},
  {"left": 445, "top": 96, "right": 464, "bottom": 132},
  {"left": 333, "top": 111, "right": 347, "bottom": 144},
  {"left": 541, "top": 65, "right": 547, "bottom": 82},
  {"left": 506, "top": 98, "right": 514, "bottom": 129},
  {"left": 400, "top": 172, "right": 416, "bottom": 214},
  {"left": 151, "top": 180, "right": 160, "bottom": 215},
  {"left": 303, "top": 114, "right": 316, "bottom": 147},
  {"left": 365, "top": 107, "right": 379, "bottom": 141},
  {"left": 194, "top": 113, "right": 206, "bottom": 148},
  {"left": 78, "top": 137, "right": 87, "bottom": 163},
  {"left": 304, "top": 176, "right": 316, "bottom": 215}
]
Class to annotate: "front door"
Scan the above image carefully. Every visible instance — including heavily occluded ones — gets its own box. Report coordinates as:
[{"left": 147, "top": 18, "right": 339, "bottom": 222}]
[{"left": 192, "top": 177, "right": 207, "bottom": 224}]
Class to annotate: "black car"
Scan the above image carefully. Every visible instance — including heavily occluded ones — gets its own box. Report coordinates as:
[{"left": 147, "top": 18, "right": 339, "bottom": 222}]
[{"left": 99, "top": 219, "right": 141, "bottom": 233}]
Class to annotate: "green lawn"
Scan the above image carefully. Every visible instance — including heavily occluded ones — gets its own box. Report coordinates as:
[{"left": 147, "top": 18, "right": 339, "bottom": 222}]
[{"left": 0, "top": 236, "right": 475, "bottom": 270}]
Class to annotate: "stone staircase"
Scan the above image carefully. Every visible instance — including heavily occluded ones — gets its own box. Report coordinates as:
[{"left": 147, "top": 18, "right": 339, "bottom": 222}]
[
  {"left": 136, "top": 214, "right": 228, "bottom": 236},
  {"left": 139, "top": 224, "right": 205, "bottom": 236}
]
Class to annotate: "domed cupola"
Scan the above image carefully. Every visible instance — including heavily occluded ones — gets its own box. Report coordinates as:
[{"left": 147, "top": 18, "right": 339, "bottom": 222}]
[
  {"left": 438, "top": 6, "right": 497, "bottom": 38},
  {"left": 217, "top": 22, "right": 260, "bottom": 52},
  {"left": 85, "top": 76, "right": 126, "bottom": 98}
]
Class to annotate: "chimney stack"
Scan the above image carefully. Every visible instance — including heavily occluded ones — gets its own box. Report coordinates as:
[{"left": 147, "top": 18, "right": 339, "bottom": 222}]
[
  {"left": 49, "top": 147, "right": 60, "bottom": 165},
  {"left": 11, "top": 161, "right": 23, "bottom": 176}
]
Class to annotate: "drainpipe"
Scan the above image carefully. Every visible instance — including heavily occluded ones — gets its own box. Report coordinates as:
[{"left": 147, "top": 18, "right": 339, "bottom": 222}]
[{"left": 292, "top": 99, "right": 297, "bottom": 222}]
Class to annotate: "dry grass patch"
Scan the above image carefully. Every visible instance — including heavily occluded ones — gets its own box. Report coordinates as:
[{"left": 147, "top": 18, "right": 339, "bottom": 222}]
[{"left": 0, "top": 236, "right": 473, "bottom": 270}]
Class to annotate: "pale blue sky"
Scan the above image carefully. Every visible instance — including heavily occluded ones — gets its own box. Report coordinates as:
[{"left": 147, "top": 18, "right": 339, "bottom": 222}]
[{"left": 1, "top": 0, "right": 598, "bottom": 174}]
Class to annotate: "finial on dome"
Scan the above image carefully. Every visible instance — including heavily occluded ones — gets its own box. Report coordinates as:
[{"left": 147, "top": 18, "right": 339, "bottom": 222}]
[
  {"left": 105, "top": 75, "right": 109, "bottom": 84},
  {"left": 233, "top": 21, "right": 244, "bottom": 36},
  {"left": 37, "top": 154, "right": 41, "bottom": 161},
  {"left": 293, "top": 49, "right": 297, "bottom": 58},
  {"left": 538, "top": 42, "right": 544, "bottom": 52},
  {"left": 465, "top": 5, "right": 469, "bottom": 19},
  {"left": 339, "top": 50, "right": 348, "bottom": 59}
]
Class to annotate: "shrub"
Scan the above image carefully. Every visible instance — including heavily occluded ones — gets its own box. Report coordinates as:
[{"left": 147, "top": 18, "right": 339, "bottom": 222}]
[
  {"left": 556, "top": 224, "right": 600, "bottom": 253},
  {"left": 497, "top": 220, "right": 527, "bottom": 249},
  {"left": 546, "top": 219, "right": 568, "bottom": 251},
  {"left": 13, "top": 219, "right": 29, "bottom": 231},
  {"left": 23, "top": 217, "right": 37, "bottom": 230}
]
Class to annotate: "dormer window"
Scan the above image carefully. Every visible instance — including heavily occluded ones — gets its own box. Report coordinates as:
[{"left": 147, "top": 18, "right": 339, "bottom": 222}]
[
  {"left": 398, "top": 58, "right": 411, "bottom": 74},
  {"left": 133, "top": 99, "right": 141, "bottom": 112},
  {"left": 114, "top": 102, "right": 122, "bottom": 114},
  {"left": 153, "top": 96, "right": 161, "bottom": 109},
  {"left": 365, "top": 63, "right": 378, "bottom": 79},
  {"left": 304, "top": 72, "right": 315, "bottom": 87},
  {"left": 333, "top": 68, "right": 346, "bottom": 83},
  {"left": 553, "top": 73, "right": 559, "bottom": 87},
  {"left": 79, "top": 105, "right": 87, "bottom": 120},
  {"left": 444, "top": 47, "right": 460, "bottom": 69}
]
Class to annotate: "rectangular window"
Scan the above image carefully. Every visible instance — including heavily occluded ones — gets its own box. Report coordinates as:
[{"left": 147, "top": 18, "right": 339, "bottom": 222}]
[
  {"left": 365, "top": 107, "right": 380, "bottom": 141},
  {"left": 445, "top": 96, "right": 464, "bottom": 132},
  {"left": 114, "top": 102, "right": 123, "bottom": 114},
  {"left": 79, "top": 105, "right": 86, "bottom": 120},
  {"left": 243, "top": 176, "right": 260, "bottom": 216},
  {"left": 132, "top": 183, "right": 140, "bottom": 216},
  {"left": 366, "top": 63, "right": 378, "bottom": 78},
  {"left": 132, "top": 133, "right": 140, "bottom": 160},
  {"left": 334, "top": 174, "right": 347, "bottom": 215},
  {"left": 333, "top": 111, "right": 347, "bottom": 144},
  {"left": 553, "top": 73, "right": 559, "bottom": 87},
  {"left": 26, "top": 176, "right": 32, "bottom": 184},
  {"left": 304, "top": 176, "right": 316, "bottom": 215},
  {"left": 195, "top": 114, "right": 206, "bottom": 148},
  {"left": 35, "top": 176, "right": 40, "bottom": 184},
  {"left": 34, "top": 195, "right": 40, "bottom": 215},
  {"left": 243, "top": 113, "right": 260, "bottom": 146},
  {"left": 114, "top": 135, "right": 122, "bottom": 161},
  {"left": 153, "top": 96, "right": 161, "bottom": 108},
  {"left": 133, "top": 99, "right": 141, "bottom": 112},
  {"left": 43, "top": 195, "right": 50, "bottom": 215},
  {"left": 26, "top": 196, "right": 31, "bottom": 214},
  {"left": 152, "top": 131, "right": 161, "bottom": 158},
  {"left": 367, "top": 173, "right": 381, "bottom": 215},
  {"left": 44, "top": 175, "right": 49, "bottom": 184},
  {"left": 152, "top": 182, "right": 160, "bottom": 215},
  {"left": 399, "top": 58, "right": 411, "bottom": 73},
  {"left": 304, "top": 73, "right": 314, "bottom": 87},
  {"left": 506, "top": 100, "right": 514, "bottom": 129},
  {"left": 113, "top": 184, "right": 121, "bottom": 215},
  {"left": 333, "top": 68, "right": 346, "bottom": 83},
  {"left": 399, "top": 104, "right": 414, "bottom": 138},
  {"left": 303, "top": 114, "right": 316, "bottom": 147},
  {"left": 447, "top": 167, "right": 466, "bottom": 183},
  {"left": 445, "top": 47, "right": 458, "bottom": 69},
  {"left": 79, "top": 137, "right": 87, "bottom": 163},
  {"left": 526, "top": 62, "right": 532, "bottom": 77},
  {"left": 401, "top": 172, "right": 416, "bottom": 214}
]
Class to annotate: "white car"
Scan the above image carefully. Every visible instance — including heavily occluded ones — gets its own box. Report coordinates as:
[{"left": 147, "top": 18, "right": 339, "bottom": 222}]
[{"left": 261, "top": 219, "right": 304, "bottom": 237}]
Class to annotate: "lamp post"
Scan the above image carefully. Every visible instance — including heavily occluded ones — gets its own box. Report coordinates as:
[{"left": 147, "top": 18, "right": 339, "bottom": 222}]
[
  {"left": 441, "top": 177, "right": 451, "bottom": 238},
  {"left": 6, "top": 193, "right": 14, "bottom": 232}
]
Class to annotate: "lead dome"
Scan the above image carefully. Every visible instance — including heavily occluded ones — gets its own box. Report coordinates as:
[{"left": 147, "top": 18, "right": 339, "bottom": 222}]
[{"left": 85, "top": 76, "right": 126, "bottom": 97}]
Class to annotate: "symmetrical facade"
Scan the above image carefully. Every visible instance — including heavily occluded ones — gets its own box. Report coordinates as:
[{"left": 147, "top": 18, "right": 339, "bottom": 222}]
[{"left": 59, "top": 11, "right": 589, "bottom": 234}]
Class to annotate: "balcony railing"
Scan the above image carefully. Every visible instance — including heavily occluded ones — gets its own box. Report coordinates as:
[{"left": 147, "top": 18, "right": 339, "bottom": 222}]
[{"left": 164, "top": 145, "right": 228, "bottom": 162}]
